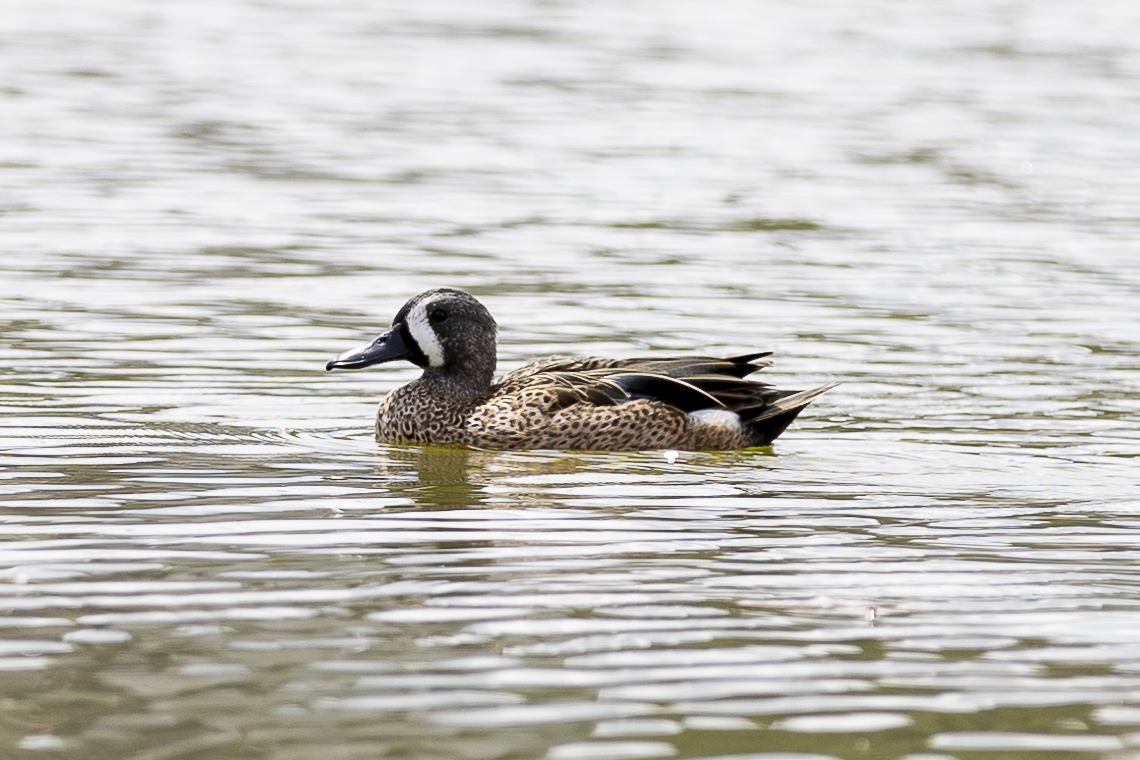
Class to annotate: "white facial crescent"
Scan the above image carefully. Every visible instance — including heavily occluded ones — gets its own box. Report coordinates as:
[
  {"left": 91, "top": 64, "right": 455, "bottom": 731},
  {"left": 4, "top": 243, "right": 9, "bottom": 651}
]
[{"left": 405, "top": 300, "right": 445, "bottom": 367}]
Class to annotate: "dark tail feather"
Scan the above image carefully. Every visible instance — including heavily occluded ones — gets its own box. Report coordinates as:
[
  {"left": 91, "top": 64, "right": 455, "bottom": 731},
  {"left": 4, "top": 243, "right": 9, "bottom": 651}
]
[{"left": 741, "top": 382, "right": 838, "bottom": 446}]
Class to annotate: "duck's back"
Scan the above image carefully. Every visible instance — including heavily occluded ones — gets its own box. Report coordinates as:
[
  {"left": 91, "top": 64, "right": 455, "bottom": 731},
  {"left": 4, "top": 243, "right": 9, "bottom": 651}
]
[{"left": 492, "top": 353, "right": 773, "bottom": 385}]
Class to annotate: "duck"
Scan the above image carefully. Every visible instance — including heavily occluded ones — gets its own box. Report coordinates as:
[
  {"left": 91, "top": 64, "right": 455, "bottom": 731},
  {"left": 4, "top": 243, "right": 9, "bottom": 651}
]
[{"left": 326, "top": 288, "right": 835, "bottom": 450}]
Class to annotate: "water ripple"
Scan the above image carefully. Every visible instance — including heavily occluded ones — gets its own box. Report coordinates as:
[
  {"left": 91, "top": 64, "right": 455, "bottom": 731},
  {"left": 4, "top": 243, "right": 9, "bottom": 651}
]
[{"left": 4, "top": 0, "right": 1140, "bottom": 758}]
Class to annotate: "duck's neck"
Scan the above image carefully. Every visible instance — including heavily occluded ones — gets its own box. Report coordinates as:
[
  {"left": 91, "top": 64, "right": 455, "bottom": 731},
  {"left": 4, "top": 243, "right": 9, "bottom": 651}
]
[{"left": 417, "top": 356, "right": 496, "bottom": 405}]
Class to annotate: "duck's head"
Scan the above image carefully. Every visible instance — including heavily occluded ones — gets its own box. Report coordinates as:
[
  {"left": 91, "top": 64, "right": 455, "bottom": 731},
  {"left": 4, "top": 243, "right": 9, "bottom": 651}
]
[{"left": 326, "top": 288, "right": 498, "bottom": 384}]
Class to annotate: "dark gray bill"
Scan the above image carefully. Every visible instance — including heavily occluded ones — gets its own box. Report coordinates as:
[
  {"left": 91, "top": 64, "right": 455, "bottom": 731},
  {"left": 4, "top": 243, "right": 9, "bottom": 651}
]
[{"left": 325, "top": 325, "right": 412, "bottom": 371}]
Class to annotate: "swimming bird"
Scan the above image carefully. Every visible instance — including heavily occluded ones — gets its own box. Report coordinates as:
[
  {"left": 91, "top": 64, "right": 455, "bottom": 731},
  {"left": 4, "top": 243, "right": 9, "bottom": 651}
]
[{"left": 326, "top": 288, "right": 835, "bottom": 450}]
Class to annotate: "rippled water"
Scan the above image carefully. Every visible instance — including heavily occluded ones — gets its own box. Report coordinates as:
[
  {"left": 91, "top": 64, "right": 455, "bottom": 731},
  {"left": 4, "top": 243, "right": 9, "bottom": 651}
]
[{"left": 4, "top": 1, "right": 1140, "bottom": 759}]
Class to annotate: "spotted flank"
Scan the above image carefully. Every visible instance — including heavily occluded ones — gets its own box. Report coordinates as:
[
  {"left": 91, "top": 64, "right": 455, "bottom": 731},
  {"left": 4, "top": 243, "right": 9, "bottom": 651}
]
[{"left": 326, "top": 288, "right": 836, "bottom": 451}]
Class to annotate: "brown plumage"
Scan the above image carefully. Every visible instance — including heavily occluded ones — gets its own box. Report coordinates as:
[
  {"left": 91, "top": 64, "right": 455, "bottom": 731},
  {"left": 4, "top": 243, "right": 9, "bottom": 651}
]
[{"left": 326, "top": 288, "right": 836, "bottom": 450}]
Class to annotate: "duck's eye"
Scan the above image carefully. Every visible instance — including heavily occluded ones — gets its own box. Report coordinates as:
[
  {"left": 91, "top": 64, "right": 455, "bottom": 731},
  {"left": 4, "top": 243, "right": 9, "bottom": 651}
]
[{"left": 430, "top": 308, "right": 448, "bottom": 323}]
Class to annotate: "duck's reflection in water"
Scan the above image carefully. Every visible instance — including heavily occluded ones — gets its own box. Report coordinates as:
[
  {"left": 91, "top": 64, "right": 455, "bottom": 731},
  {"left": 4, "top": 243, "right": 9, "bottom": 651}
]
[
  {"left": 372, "top": 442, "right": 781, "bottom": 512},
  {"left": 375, "top": 444, "right": 650, "bottom": 510}
]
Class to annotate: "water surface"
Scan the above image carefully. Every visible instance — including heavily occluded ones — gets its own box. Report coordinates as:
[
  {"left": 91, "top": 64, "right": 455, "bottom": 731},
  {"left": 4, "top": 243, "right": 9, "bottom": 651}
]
[{"left": 3, "top": 1, "right": 1140, "bottom": 759}]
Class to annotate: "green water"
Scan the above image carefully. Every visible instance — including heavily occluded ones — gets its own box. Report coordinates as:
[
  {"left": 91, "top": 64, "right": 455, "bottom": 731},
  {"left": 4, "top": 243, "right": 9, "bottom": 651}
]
[{"left": 3, "top": 1, "right": 1140, "bottom": 758}]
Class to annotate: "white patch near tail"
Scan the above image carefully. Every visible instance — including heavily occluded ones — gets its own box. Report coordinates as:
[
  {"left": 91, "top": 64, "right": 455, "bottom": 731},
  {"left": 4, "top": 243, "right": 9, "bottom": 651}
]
[
  {"left": 687, "top": 408, "right": 743, "bottom": 432},
  {"left": 405, "top": 301, "right": 445, "bottom": 367}
]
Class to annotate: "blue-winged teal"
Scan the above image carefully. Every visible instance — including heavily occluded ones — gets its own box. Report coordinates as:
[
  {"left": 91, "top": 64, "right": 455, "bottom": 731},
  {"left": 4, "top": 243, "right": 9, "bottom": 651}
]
[{"left": 326, "top": 288, "right": 835, "bottom": 450}]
